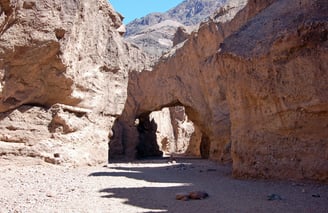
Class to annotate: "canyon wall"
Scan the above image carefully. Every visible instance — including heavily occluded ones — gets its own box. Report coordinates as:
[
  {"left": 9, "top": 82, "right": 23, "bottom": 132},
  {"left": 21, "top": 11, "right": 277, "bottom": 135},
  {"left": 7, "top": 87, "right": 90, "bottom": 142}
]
[
  {"left": 223, "top": 0, "right": 328, "bottom": 180},
  {"left": 115, "top": 0, "right": 328, "bottom": 181},
  {"left": 0, "top": 0, "right": 149, "bottom": 165}
]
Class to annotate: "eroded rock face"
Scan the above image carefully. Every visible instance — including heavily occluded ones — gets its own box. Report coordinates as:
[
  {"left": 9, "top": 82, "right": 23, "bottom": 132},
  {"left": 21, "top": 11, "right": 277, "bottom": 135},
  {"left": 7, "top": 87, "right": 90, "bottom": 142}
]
[
  {"left": 172, "top": 26, "right": 191, "bottom": 46},
  {"left": 0, "top": 105, "right": 110, "bottom": 165},
  {"left": 223, "top": 0, "right": 328, "bottom": 181},
  {"left": 0, "top": 0, "right": 149, "bottom": 165},
  {"left": 115, "top": 0, "right": 328, "bottom": 181}
]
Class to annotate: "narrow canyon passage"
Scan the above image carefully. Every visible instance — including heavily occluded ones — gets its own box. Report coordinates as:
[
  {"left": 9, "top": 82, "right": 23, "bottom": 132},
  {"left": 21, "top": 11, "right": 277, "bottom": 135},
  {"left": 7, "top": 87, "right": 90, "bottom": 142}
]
[
  {"left": 0, "top": 1, "right": 327, "bottom": 213},
  {"left": 110, "top": 0, "right": 328, "bottom": 182}
]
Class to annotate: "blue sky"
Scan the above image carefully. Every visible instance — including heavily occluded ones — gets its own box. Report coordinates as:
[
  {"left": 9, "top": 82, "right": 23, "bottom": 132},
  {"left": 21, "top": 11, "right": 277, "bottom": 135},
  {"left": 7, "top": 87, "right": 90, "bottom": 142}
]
[{"left": 109, "top": 0, "right": 184, "bottom": 24}]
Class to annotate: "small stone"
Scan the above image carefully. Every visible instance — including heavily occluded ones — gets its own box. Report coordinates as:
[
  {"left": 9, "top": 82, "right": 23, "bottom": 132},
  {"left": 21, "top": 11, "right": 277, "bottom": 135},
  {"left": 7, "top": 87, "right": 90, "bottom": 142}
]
[
  {"left": 176, "top": 192, "right": 189, "bottom": 201},
  {"left": 292, "top": 183, "right": 305, "bottom": 187},
  {"left": 23, "top": 1, "right": 36, "bottom": 9},
  {"left": 189, "top": 191, "right": 209, "bottom": 200},
  {"left": 267, "top": 194, "right": 282, "bottom": 201},
  {"left": 46, "top": 192, "right": 55, "bottom": 198},
  {"left": 181, "top": 196, "right": 189, "bottom": 201},
  {"left": 312, "top": 194, "right": 320, "bottom": 198}
]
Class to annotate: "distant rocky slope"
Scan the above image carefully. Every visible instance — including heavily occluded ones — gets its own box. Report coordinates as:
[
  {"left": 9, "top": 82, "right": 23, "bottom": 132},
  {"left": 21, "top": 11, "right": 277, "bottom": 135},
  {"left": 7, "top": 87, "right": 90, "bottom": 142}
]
[
  {"left": 0, "top": 0, "right": 150, "bottom": 165},
  {"left": 114, "top": 0, "right": 328, "bottom": 182},
  {"left": 125, "top": 0, "right": 227, "bottom": 58}
]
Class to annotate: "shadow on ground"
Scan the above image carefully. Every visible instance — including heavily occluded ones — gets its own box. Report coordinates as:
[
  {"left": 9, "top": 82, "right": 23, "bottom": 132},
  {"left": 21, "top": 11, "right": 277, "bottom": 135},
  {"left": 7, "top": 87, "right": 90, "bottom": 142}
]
[
  {"left": 88, "top": 158, "right": 328, "bottom": 213},
  {"left": 89, "top": 158, "right": 231, "bottom": 212}
]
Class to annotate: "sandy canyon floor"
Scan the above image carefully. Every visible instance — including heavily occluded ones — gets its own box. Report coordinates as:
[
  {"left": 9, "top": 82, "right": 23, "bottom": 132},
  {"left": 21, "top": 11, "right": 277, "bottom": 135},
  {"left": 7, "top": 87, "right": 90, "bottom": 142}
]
[{"left": 0, "top": 156, "right": 327, "bottom": 213}]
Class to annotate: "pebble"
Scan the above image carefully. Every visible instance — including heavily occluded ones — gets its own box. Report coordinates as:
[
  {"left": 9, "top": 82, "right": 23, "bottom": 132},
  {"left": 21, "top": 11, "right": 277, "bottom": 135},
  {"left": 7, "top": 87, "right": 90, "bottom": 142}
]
[
  {"left": 312, "top": 194, "right": 320, "bottom": 198},
  {"left": 46, "top": 192, "right": 55, "bottom": 198},
  {"left": 176, "top": 192, "right": 189, "bottom": 201},
  {"left": 189, "top": 191, "right": 209, "bottom": 200},
  {"left": 267, "top": 193, "right": 282, "bottom": 201},
  {"left": 176, "top": 191, "right": 209, "bottom": 201}
]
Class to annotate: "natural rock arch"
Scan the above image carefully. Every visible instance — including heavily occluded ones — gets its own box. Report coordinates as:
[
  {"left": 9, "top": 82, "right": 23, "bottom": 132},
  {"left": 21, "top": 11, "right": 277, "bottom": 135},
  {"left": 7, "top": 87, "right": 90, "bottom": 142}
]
[
  {"left": 112, "top": 98, "right": 227, "bottom": 161},
  {"left": 111, "top": 20, "right": 232, "bottom": 160},
  {"left": 111, "top": 0, "right": 328, "bottom": 182},
  {"left": 109, "top": 0, "right": 260, "bottom": 162}
]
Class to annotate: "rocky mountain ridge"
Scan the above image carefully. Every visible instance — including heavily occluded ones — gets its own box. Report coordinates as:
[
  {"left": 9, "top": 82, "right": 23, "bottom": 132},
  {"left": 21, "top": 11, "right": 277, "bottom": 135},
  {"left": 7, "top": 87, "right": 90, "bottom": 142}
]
[{"left": 125, "top": 0, "right": 227, "bottom": 58}]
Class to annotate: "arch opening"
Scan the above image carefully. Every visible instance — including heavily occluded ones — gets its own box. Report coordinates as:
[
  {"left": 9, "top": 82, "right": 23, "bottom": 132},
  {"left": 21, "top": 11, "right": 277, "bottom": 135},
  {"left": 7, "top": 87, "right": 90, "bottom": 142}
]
[
  {"left": 135, "top": 113, "right": 162, "bottom": 158},
  {"left": 134, "top": 105, "right": 207, "bottom": 159}
]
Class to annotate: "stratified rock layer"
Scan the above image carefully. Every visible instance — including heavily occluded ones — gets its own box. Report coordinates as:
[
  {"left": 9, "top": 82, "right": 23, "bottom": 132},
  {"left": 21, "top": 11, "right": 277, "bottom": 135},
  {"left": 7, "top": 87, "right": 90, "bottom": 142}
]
[
  {"left": 0, "top": 0, "right": 149, "bottom": 165},
  {"left": 116, "top": 0, "right": 328, "bottom": 181}
]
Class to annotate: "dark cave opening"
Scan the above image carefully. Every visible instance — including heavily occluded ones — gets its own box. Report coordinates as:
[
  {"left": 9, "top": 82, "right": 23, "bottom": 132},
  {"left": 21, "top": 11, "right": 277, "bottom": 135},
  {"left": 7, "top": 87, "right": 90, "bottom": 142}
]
[
  {"left": 135, "top": 113, "right": 163, "bottom": 159},
  {"left": 200, "top": 134, "right": 210, "bottom": 159}
]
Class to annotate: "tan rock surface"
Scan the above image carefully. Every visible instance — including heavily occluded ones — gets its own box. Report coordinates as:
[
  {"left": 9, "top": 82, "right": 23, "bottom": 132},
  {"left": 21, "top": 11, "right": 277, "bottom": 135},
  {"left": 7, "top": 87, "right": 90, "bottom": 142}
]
[
  {"left": 223, "top": 0, "right": 328, "bottom": 181},
  {"left": 0, "top": 0, "right": 150, "bottom": 165},
  {"left": 146, "top": 107, "right": 199, "bottom": 156},
  {"left": 115, "top": 0, "right": 328, "bottom": 181}
]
